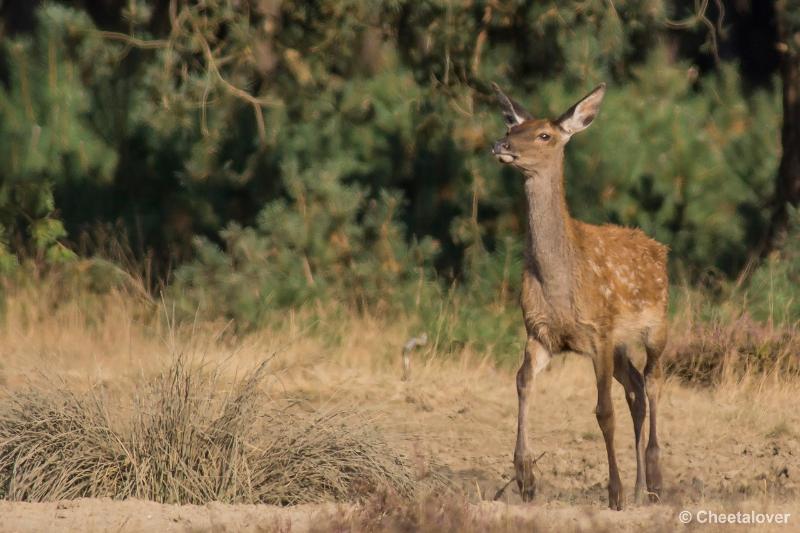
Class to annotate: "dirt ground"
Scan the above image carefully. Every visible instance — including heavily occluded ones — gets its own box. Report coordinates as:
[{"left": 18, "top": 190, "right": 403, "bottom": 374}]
[
  {"left": 0, "top": 498, "right": 681, "bottom": 532},
  {"left": 1, "top": 312, "right": 799, "bottom": 532}
]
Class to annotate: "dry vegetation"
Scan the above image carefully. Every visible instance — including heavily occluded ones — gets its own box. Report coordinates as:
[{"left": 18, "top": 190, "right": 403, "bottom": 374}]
[
  {"left": 0, "top": 356, "right": 418, "bottom": 504},
  {"left": 667, "top": 314, "right": 800, "bottom": 386},
  {"left": 0, "top": 274, "right": 799, "bottom": 532},
  {"left": 665, "top": 284, "right": 800, "bottom": 387}
]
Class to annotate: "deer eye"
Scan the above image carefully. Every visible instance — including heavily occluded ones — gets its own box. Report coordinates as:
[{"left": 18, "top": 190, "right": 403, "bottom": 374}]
[{"left": 537, "top": 133, "right": 551, "bottom": 141}]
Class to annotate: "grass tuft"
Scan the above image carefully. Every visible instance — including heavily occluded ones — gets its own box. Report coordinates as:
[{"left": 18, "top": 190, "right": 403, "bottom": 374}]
[{"left": 0, "top": 355, "right": 417, "bottom": 504}]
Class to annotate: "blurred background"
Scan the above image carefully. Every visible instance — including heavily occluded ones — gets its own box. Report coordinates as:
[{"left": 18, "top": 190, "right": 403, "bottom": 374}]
[{"left": 0, "top": 0, "right": 798, "bottom": 364}]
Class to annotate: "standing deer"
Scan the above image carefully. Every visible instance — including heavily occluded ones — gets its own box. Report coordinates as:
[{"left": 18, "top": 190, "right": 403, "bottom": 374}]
[{"left": 490, "top": 83, "right": 668, "bottom": 510}]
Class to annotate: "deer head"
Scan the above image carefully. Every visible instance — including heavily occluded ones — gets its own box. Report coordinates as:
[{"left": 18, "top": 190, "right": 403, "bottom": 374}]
[{"left": 491, "top": 83, "right": 607, "bottom": 173}]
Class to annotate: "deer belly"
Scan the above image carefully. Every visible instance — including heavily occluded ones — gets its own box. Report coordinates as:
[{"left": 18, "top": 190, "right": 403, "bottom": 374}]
[{"left": 611, "top": 306, "right": 663, "bottom": 346}]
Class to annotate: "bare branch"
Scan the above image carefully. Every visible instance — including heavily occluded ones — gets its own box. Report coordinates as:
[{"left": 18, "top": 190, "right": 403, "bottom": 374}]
[
  {"left": 90, "top": 30, "right": 169, "bottom": 49},
  {"left": 664, "top": 0, "right": 723, "bottom": 65},
  {"left": 89, "top": 0, "right": 278, "bottom": 145}
]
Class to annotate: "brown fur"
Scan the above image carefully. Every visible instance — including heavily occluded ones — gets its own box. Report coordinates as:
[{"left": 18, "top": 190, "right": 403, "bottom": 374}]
[
  {"left": 492, "top": 83, "right": 668, "bottom": 509},
  {"left": 523, "top": 221, "right": 668, "bottom": 355}
]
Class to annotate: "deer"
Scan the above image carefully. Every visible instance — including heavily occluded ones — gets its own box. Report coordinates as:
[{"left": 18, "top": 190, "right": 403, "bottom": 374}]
[{"left": 490, "top": 82, "right": 668, "bottom": 510}]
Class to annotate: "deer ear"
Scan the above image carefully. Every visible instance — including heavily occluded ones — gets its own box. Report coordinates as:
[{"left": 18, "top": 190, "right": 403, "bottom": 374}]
[
  {"left": 557, "top": 83, "right": 606, "bottom": 137},
  {"left": 492, "top": 82, "right": 533, "bottom": 128}
]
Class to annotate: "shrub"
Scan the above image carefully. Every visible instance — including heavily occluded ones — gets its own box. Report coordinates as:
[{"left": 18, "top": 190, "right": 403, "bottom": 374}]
[{"left": 171, "top": 178, "right": 437, "bottom": 328}]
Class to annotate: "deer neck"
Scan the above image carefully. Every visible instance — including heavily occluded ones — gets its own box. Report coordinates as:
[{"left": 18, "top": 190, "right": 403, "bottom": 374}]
[{"left": 522, "top": 156, "right": 574, "bottom": 309}]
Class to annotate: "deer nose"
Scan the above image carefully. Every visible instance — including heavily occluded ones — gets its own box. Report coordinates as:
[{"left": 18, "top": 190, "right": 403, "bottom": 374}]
[{"left": 493, "top": 140, "right": 510, "bottom": 154}]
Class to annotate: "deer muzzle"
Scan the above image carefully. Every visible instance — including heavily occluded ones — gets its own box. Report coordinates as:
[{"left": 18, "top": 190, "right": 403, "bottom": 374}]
[{"left": 492, "top": 140, "right": 516, "bottom": 163}]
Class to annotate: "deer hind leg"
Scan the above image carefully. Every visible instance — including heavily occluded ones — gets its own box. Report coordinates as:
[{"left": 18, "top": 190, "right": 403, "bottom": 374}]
[
  {"left": 594, "top": 343, "right": 623, "bottom": 510},
  {"left": 514, "top": 337, "right": 552, "bottom": 502},
  {"left": 613, "top": 345, "right": 647, "bottom": 504},
  {"left": 644, "top": 327, "right": 667, "bottom": 501}
]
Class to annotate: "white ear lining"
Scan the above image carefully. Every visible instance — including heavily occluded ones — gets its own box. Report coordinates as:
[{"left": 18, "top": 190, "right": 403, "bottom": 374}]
[
  {"left": 507, "top": 108, "right": 526, "bottom": 127},
  {"left": 492, "top": 82, "right": 532, "bottom": 127},
  {"left": 557, "top": 84, "right": 606, "bottom": 136}
]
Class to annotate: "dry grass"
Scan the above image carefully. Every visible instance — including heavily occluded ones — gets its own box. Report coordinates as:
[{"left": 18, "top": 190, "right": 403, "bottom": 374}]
[
  {"left": 1, "top": 270, "right": 799, "bottom": 529},
  {"left": 0, "top": 353, "right": 419, "bottom": 504},
  {"left": 311, "top": 491, "right": 682, "bottom": 533},
  {"left": 667, "top": 316, "right": 800, "bottom": 386},
  {"left": 665, "top": 290, "right": 800, "bottom": 386},
  {"left": 317, "top": 491, "right": 544, "bottom": 533}
]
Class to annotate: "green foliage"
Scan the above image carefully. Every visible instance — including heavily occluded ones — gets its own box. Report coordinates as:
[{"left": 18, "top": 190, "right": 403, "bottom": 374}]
[
  {"left": 0, "top": 1, "right": 794, "bottom": 335},
  {"left": 172, "top": 166, "right": 436, "bottom": 327},
  {"left": 0, "top": 6, "right": 118, "bottom": 264},
  {"left": 552, "top": 55, "right": 780, "bottom": 273},
  {"left": 413, "top": 244, "right": 526, "bottom": 363},
  {"left": 742, "top": 207, "right": 800, "bottom": 325}
]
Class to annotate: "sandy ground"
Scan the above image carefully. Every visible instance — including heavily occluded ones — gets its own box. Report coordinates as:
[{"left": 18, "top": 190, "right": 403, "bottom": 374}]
[
  {"left": 0, "top": 498, "right": 683, "bottom": 532},
  {"left": 1, "top": 314, "right": 799, "bottom": 532}
]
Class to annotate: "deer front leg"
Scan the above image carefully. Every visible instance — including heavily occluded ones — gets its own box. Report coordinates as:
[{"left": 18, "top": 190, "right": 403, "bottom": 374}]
[
  {"left": 514, "top": 337, "right": 552, "bottom": 502},
  {"left": 594, "top": 346, "right": 623, "bottom": 510}
]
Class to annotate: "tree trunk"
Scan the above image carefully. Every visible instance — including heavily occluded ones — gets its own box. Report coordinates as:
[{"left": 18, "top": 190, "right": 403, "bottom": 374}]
[{"left": 763, "top": 1, "right": 800, "bottom": 255}]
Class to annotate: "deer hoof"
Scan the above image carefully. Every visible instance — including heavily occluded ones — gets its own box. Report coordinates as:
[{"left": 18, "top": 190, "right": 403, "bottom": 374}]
[
  {"left": 646, "top": 447, "right": 662, "bottom": 502},
  {"left": 608, "top": 479, "right": 624, "bottom": 511},
  {"left": 514, "top": 454, "right": 537, "bottom": 503}
]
